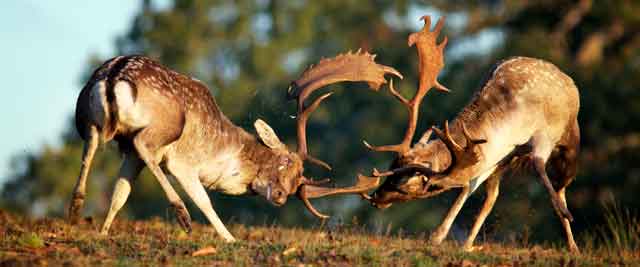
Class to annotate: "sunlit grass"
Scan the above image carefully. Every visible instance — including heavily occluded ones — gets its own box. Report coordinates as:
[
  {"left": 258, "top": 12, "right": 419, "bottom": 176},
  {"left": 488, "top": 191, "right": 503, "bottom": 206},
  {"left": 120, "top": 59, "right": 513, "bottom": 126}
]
[{"left": 0, "top": 209, "right": 637, "bottom": 266}]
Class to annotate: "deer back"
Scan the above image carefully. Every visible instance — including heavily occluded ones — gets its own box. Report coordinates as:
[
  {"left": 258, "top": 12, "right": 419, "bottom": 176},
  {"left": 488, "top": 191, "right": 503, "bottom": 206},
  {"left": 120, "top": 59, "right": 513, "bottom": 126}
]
[
  {"left": 450, "top": 57, "right": 579, "bottom": 167},
  {"left": 77, "top": 56, "right": 252, "bottom": 149}
]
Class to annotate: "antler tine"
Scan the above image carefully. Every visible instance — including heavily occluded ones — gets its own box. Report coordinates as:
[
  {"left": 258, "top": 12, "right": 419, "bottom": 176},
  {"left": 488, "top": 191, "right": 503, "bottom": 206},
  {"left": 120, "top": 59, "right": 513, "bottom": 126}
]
[
  {"left": 438, "top": 36, "right": 449, "bottom": 51},
  {"left": 300, "top": 174, "right": 381, "bottom": 199},
  {"left": 296, "top": 92, "right": 334, "bottom": 170},
  {"left": 365, "top": 15, "right": 450, "bottom": 155},
  {"left": 431, "top": 120, "right": 488, "bottom": 175},
  {"left": 433, "top": 15, "right": 446, "bottom": 35},
  {"left": 460, "top": 121, "right": 487, "bottom": 145},
  {"left": 298, "top": 189, "right": 330, "bottom": 219},
  {"left": 420, "top": 15, "right": 432, "bottom": 31},
  {"left": 432, "top": 120, "right": 464, "bottom": 152},
  {"left": 297, "top": 174, "right": 381, "bottom": 219},
  {"left": 387, "top": 79, "right": 410, "bottom": 105}
]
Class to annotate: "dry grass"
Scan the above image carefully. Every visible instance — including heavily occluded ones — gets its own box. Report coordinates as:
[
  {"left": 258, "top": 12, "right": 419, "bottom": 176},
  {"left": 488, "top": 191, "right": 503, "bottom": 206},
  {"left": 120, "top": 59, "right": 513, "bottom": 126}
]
[{"left": 0, "top": 210, "right": 637, "bottom": 266}]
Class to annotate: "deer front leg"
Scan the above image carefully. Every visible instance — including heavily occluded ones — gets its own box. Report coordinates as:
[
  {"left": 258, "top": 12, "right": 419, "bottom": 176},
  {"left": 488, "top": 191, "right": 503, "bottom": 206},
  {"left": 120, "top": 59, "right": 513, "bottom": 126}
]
[
  {"left": 68, "top": 126, "right": 99, "bottom": 224},
  {"left": 168, "top": 166, "right": 235, "bottom": 242},
  {"left": 429, "top": 185, "right": 470, "bottom": 245},
  {"left": 100, "top": 153, "right": 145, "bottom": 234},
  {"left": 133, "top": 135, "right": 192, "bottom": 233},
  {"left": 463, "top": 173, "right": 500, "bottom": 251}
]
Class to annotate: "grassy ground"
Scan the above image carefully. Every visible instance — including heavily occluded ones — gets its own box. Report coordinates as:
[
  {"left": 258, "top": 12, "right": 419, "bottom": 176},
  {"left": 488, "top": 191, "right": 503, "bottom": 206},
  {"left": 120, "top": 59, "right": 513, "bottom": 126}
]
[{"left": 0, "top": 210, "right": 637, "bottom": 266}]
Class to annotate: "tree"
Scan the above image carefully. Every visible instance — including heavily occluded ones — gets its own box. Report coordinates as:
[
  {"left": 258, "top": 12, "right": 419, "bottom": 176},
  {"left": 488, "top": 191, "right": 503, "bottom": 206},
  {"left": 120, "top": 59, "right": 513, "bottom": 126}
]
[{"left": 3, "top": 0, "right": 639, "bottom": 244}]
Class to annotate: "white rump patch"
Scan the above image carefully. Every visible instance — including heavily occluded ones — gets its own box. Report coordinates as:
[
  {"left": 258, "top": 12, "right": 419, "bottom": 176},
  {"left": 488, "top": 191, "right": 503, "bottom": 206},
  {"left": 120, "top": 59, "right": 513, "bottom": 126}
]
[{"left": 114, "top": 81, "right": 149, "bottom": 130}]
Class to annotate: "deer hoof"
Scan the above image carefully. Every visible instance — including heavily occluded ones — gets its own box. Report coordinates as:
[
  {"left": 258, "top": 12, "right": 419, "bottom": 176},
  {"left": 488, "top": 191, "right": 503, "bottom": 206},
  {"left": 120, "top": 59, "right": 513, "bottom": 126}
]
[
  {"left": 552, "top": 199, "right": 574, "bottom": 222},
  {"left": 171, "top": 203, "right": 192, "bottom": 233},
  {"left": 68, "top": 195, "right": 85, "bottom": 224},
  {"left": 223, "top": 235, "right": 236, "bottom": 243},
  {"left": 428, "top": 232, "right": 446, "bottom": 246},
  {"left": 463, "top": 245, "right": 484, "bottom": 252}
]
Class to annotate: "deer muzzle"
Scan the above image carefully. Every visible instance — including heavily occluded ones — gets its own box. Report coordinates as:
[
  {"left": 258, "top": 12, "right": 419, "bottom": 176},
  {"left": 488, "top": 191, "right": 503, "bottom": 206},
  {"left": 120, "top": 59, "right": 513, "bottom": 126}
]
[{"left": 368, "top": 174, "right": 437, "bottom": 208}]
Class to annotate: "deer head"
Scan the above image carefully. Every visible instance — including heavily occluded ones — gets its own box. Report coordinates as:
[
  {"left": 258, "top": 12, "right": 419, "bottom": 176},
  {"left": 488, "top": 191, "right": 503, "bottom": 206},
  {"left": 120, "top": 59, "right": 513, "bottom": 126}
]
[
  {"left": 266, "top": 50, "right": 402, "bottom": 218},
  {"left": 349, "top": 16, "right": 488, "bottom": 208}
]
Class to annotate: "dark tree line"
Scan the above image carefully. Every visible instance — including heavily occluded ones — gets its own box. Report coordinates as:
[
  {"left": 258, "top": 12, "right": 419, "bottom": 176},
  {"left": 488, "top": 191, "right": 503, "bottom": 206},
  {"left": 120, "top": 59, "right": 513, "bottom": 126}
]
[{"left": 2, "top": 0, "right": 639, "bottom": 244}]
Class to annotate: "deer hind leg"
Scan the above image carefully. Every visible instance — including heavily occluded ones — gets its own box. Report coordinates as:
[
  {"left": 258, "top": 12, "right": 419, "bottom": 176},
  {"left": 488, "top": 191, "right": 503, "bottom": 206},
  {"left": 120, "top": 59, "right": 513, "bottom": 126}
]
[
  {"left": 557, "top": 187, "right": 578, "bottom": 253},
  {"left": 548, "top": 120, "right": 580, "bottom": 253},
  {"left": 99, "top": 152, "right": 144, "bottom": 234},
  {"left": 530, "top": 134, "right": 574, "bottom": 222},
  {"left": 533, "top": 156, "right": 573, "bottom": 221},
  {"left": 531, "top": 129, "right": 581, "bottom": 253},
  {"left": 463, "top": 171, "right": 501, "bottom": 251},
  {"left": 68, "top": 125, "right": 99, "bottom": 224},
  {"left": 429, "top": 186, "right": 471, "bottom": 245},
  {"left": 133, "top": 128, "right": 192, "bottom": 233},
  {"left": 167, "top": 163, "right": 235, "bottom": 242}
]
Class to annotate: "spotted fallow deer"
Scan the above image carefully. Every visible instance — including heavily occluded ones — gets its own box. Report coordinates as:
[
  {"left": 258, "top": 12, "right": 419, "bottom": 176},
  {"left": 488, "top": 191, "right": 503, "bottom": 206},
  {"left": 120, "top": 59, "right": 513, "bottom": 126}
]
[
  {"left": 365, "top": 16, "right": 580, "bottom": 253},
  {"left": 299, "top": 16, "right": 581, "bottom": 253},
  {"left": 68, "top": 54, "right": 397, "bottom": 241}
]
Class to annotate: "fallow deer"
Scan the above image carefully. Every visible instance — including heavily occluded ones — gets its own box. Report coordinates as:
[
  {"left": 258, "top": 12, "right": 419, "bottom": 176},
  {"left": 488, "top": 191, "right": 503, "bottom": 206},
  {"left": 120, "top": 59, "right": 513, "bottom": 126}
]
[
  {"left": 297, "top": 16, "right": 581, "bottom": 253},
  {"left": 68, "top": 54, "right": 397, "bottom": 241},
  {"left": 365, "top": 16, "right": 581, "bottom": 253}
]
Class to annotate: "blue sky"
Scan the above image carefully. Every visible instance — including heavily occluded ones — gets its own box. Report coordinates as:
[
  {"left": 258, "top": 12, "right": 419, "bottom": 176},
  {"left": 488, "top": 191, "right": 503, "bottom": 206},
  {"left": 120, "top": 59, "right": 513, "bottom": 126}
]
[{"left": 0, "top": 1, "right": 140, "bottom": 183}]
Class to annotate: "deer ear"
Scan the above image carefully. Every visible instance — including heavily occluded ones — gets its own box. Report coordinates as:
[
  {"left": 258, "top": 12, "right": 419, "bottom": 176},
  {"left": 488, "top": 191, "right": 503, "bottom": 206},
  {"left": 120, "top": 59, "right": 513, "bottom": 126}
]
[{"left": 254, "top": 119, "right": 286, "bottom": 150}]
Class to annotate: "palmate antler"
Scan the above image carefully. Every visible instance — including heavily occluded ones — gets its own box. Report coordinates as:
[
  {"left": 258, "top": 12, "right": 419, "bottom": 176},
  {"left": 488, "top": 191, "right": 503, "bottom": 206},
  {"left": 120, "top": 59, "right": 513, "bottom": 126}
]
[
  {"left": 364, "top": 16, "right": 450, "bottom": 155},
  {"left": 290, "top": 49, "right": 403, "bottom": 170},
  {"left": 289, "top": 50, "right": 402, "bottom": 218}
]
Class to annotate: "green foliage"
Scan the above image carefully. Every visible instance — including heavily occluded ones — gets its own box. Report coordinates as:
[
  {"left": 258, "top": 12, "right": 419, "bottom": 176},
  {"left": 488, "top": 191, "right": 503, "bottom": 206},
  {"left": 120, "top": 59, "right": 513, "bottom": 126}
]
[{"left": 2, "top": 0, "right": 639, "bottom": 247}]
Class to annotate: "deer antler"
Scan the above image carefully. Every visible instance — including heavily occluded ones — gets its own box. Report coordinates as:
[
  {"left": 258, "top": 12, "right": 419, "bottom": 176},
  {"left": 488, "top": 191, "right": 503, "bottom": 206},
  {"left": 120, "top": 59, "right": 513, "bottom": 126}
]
[
  {"left": 294, "top": 92, "right": 334, "bottom": 170},
  {"left": 431, "top": 120, "right": 487, "bottom": 174},
  {"left": 290, "top": 50, "right": 403, "bottom": 170},
  {"left": 364, "top": 16, "right": 450, "bottom": 155},
  {"left": 289, "top": 50, "right": 401, "bottom": 218},
  {"left": 298, "top": 174, "right": 380, "bottom": 219}
]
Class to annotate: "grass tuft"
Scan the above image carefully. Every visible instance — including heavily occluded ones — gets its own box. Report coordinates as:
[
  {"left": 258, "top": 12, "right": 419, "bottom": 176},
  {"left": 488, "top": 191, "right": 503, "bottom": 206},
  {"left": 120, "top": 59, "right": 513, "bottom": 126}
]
[
  {"left": 17, "top": 232, "right": 44, "bottom": 248},
  {"left": 599, "top": 202, "right": 639, "bottom": 252}
]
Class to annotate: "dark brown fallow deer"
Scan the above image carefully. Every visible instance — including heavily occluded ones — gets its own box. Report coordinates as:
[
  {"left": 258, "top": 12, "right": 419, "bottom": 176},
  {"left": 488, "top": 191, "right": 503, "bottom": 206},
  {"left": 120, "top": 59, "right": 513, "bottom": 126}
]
[
  {"left": 69, "top": 53, "right": 398, "bottom": 241},
  {"left": 299, "top": 16, "right": 581, "bottom": 253}
]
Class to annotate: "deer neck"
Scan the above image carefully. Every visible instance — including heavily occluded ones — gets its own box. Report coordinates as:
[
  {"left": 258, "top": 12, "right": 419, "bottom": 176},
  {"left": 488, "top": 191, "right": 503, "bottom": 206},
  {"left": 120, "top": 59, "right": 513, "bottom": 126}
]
[
  {"left": 238, "top": 137, "right": 280, "bottom": 176},
  {"left": 429, "top": 104, "right": 521, "bottom": 186},
  {"left": 194, "top": 112, "right": 281, "bottom": 194}
]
